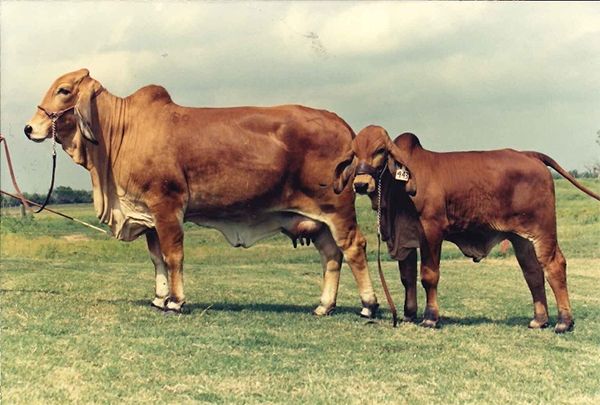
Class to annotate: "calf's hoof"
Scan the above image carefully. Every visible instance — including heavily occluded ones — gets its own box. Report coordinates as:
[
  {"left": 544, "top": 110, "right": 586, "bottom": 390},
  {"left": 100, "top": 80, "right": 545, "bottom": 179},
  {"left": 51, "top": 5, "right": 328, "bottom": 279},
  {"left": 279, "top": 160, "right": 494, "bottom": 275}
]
[
  {"left": 402, "top": 315, "right": 417, "bottom": 323},
  {"left": 528, "top": 318, "right": 549, "bottom": 329},
  {"left": 420, "top": 319, "right": 438, "bottom": 329},
  {"left": 360, "top": 303, "right": 379, "bottom": 319},
  {"left": 554, "top": 320, "right": 574, "bottom": 334},
  {"left": 314, "top": 305, "right": 336, "bottom": 316}
]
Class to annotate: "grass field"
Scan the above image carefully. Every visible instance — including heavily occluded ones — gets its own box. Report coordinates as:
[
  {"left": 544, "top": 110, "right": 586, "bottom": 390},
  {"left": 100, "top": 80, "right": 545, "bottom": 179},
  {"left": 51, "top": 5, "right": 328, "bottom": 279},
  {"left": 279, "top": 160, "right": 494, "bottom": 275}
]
[{"left": 1, "top": 179, "right": 599, "bottom": 404}]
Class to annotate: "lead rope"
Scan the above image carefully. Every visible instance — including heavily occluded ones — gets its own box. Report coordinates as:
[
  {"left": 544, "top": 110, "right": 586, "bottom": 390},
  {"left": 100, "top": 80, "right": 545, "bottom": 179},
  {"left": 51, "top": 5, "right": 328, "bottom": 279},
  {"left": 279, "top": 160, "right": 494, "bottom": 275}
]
[
  {"left": 0, "top": 133, "right": 55, "bottom": 214},
  {"left": 376, "top": 169, "right": 398, "bottom": 327},
  {"left": 31, "top": 119, "right": 59, "bottom": 214},
  {"left": 0, "top": 132, "right": 107, "bottom": 234},
  {"left": 0, "top": 189, "right": 108, "bottom": 234}
]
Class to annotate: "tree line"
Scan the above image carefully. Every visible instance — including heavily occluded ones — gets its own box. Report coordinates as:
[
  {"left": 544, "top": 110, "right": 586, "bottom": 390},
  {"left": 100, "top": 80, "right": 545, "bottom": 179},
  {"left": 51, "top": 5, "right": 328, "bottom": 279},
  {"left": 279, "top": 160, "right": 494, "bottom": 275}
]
[{"left": 1, "top": 186, "right": 93, "bottom": 207}]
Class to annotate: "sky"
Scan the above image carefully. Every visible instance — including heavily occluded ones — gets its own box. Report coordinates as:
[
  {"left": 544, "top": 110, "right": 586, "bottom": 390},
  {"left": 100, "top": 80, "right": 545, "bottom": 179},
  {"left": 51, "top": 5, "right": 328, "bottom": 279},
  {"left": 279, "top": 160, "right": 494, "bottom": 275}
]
[{"left": 1, "top": 1, "right": 599, "bottom": 193}]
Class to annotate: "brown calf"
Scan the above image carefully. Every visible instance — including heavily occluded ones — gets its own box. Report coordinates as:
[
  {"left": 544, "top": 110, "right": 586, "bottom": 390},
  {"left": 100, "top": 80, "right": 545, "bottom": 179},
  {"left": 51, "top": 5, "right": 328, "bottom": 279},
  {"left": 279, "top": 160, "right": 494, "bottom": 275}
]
[{"left": 335, "top": 125, "right": 599, "bottom": 333}]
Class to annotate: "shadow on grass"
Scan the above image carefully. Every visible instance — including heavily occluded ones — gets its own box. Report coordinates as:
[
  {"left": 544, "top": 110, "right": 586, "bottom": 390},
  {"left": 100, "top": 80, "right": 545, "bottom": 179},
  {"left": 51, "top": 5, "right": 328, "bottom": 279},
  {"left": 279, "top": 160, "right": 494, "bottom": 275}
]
[
  {"left": 93, "top": 298, "right": 558, "bottom": 329},
  {"left": 439, "top": 315, "right": 533, "bottom": 328},
  {"left": 2, "top": 289, "right": 62, "bottom": 295},
  {"left": 185, "top": 302, "right": 364, "bottom": 316},
  {"left": 94, "top": 298, "right": 367, "bottom": 317}
]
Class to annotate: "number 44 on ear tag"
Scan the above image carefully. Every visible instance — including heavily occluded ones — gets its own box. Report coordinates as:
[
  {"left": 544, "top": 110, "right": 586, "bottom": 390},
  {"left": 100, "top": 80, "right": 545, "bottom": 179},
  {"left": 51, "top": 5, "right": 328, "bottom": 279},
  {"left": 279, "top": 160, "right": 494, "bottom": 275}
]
[{"left": 395, "top": 166, "right": 410, "bottom": 182}]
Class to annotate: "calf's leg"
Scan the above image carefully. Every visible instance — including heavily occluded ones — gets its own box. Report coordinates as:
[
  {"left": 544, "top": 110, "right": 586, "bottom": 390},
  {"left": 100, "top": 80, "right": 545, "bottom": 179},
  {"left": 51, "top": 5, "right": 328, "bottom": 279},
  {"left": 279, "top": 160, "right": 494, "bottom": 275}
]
[
  {"left": 312, "top": 227, "right": 343, "bottom": 316},
  {"left": 146, "top": 230, "right": 170, "bottom": 310},
  {"left": 533, "top": 239, "right": 573, "bottom": 333},
  {"left": 153, "top": 214, "right": 186, "bottom": 313},
  {"left": 420, "top": 242, "right": 442, "bottom": 328},
  {"left": 399, "top": 249, "right": 418, "bottom": 322},
  {"left": 511, "top": 236, "right": 549, "bottom": 329}
]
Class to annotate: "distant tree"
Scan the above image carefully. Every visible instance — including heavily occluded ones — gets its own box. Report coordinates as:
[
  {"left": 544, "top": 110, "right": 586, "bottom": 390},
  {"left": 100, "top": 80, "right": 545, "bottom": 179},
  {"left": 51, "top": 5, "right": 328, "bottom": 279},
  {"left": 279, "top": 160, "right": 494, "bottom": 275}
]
[
  {"left": 1, "top": 194, "right": 20, "bottom": 207},
  {"left": 0, "top": 187, "right": 93, "bottom": 207}
]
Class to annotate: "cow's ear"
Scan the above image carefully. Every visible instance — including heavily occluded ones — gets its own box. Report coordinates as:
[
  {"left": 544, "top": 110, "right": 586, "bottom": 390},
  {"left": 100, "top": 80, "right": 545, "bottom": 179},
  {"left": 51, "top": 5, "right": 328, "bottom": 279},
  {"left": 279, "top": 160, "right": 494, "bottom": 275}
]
[
  {"left": 386, "top": 140, "right": 417, "bottom": 196},
  {"left": 332, "top": 154, "right": 356, "bottom": 194},
  {"left": 74, "top": 78, "right": 99, "bottom": 145}
]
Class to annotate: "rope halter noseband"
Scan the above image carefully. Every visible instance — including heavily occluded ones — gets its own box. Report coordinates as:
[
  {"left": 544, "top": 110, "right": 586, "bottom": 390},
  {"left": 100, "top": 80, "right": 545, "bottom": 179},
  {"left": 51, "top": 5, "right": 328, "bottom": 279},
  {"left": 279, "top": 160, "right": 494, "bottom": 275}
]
[{"left": 36, "top": 105, "right": 74, "bottom": 157}]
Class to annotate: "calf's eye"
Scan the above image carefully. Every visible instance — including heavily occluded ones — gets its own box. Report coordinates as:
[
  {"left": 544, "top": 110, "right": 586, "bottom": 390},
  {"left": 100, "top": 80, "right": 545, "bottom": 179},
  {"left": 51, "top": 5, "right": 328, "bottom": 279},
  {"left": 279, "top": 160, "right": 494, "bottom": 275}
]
[{"left": 57, "top": 88, "right": 71, "bottom": 95}]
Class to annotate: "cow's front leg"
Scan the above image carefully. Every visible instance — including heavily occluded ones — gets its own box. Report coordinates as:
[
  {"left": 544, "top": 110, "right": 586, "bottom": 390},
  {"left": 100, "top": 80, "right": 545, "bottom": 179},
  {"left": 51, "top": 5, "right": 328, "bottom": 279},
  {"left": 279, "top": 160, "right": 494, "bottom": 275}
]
[
  {"left": 328, "top": 213, "right": 379, "bottom": 318},
  {"left": 146, "top": 230, "right": 169, "bottom": 310},
  {"left": 399, "top": 249, "right": 418, "bottom": 322},
  {"left": 312, "top": 227, "right": 343, "bottom": 316},
  {"left": 153, "top": 214, "right": 186, "bottom": 313}
]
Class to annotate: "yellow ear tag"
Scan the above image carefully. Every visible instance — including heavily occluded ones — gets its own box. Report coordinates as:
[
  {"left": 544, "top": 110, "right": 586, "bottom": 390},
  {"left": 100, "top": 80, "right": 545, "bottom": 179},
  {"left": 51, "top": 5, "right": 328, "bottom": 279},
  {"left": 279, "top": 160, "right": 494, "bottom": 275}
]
[{"left": 395, "top": 166, "right": 410, "bottom": 182}]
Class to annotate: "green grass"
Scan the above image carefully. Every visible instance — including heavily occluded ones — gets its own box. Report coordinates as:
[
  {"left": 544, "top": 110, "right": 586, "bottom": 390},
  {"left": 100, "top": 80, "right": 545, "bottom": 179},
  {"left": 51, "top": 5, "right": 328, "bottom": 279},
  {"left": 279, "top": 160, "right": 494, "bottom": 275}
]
[{"left": 1, "top": 179, "right": 599, "bottom": 404}]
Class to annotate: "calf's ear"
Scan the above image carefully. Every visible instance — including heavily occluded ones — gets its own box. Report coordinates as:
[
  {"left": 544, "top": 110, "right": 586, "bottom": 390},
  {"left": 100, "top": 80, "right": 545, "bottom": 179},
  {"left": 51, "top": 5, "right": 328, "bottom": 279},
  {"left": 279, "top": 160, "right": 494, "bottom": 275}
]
[
  {"left": 386, "top": 140, "right": 417, "bottom": 196},
  {"left": 74, "top": 77, "right": 99, "bottom": 145},
  {"left": 332, "top": 153, "right": 356, "bottom": 194}
]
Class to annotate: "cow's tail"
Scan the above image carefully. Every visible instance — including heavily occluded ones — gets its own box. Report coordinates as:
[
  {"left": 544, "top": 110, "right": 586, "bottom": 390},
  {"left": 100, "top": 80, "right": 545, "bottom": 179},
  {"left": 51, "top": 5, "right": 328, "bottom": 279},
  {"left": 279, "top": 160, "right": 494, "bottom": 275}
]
[{"left": 526, "top": 151, "right": 600, "bottom": 201}]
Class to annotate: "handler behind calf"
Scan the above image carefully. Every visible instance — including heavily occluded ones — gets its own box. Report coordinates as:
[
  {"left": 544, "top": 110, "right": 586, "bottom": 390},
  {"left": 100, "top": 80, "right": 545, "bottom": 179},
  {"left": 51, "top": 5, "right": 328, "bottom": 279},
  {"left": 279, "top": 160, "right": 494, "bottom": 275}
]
[{"left": 334, "top": 125, "right": 600, "bottom": 333}]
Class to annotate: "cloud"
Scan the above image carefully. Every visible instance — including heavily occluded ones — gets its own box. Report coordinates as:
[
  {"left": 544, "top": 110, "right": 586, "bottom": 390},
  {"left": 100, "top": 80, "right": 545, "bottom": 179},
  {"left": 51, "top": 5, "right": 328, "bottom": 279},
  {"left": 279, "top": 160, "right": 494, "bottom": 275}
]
[{"left": 1, "top": 1, "right": 599, "bottom": 193}]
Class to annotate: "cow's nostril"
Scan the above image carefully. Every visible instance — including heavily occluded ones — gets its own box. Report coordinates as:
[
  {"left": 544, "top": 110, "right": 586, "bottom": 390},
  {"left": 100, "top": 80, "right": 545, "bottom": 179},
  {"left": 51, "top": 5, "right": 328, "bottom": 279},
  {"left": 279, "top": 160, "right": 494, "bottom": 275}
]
[
  {"left": 354, "top": 183, "right": 368, "bottom": 194},
  {"left": 24, "top": 125, "right": 33, "bottom": 138}
]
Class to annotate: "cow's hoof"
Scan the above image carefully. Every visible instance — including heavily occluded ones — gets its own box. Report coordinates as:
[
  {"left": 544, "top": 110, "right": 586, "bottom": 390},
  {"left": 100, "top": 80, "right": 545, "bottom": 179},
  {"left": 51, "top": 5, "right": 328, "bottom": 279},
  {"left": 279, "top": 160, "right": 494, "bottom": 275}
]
[
  {"left": 314, "top": 305, "right": 336, "bottom": 316},
  {"left": 165, "top": 299, "right": 185, "bottom": 314},
  {"left": 528, "top": 319, "right": 549, "bottom": 329},
  {"left": 150, "top": 297, "right": 167, "bottom": 311},
  {"left": 420, "top": 319, "right": 438, "bottom": 329},
  {"left": 554, "top": 320, "right": 574, "bottom": 334},
  {"left": 360, "top": 303, "right": 378, "bottom": 319},
  {"left": 150, "top": 302, "right": 165, "bottom": 312}
]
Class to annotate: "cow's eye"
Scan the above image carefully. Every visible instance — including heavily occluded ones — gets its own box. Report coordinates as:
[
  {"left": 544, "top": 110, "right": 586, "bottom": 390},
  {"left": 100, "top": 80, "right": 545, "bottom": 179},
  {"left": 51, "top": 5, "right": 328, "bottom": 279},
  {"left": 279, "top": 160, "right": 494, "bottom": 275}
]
[
  {"left": 57, "top": 88, "right": 71, "bottom": 96},
  {"left": 376, "top": 148, "right": 385, "bottom": 155}
]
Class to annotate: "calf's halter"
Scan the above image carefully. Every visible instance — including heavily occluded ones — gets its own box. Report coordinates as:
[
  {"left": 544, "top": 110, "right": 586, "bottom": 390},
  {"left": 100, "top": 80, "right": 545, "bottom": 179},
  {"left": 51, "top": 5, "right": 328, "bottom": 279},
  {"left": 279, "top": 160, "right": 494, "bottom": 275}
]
[{"left": 355, "top": 161, "right": 384, "bottom": 179}]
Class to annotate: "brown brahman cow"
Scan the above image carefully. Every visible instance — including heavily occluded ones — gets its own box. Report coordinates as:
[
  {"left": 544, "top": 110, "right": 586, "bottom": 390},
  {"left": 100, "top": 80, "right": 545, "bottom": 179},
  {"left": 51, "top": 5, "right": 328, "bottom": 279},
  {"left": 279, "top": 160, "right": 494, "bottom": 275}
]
[
  {"left": 334, "top": 125, "right": 599, "bottom": 333},
  {"left": 24, "top": 69, "right": 379, "bottom": 317}
]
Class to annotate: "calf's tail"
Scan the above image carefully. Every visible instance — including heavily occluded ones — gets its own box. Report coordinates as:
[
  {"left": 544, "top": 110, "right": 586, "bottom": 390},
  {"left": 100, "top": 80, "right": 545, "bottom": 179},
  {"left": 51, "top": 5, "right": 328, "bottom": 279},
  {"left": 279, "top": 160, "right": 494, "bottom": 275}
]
[{"left": 526, "top": 151, "right": 600, "bottom": 201}]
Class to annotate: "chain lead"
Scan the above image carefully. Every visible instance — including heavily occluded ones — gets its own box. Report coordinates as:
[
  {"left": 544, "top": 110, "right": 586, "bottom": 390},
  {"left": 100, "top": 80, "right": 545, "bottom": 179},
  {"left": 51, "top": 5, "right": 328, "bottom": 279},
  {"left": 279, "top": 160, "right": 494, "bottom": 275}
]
[
  {"left": 377, "top": 168, "right": 384, "bottom": 237},
  {"left": 51, "top": 117, "right": 58, "bottom": 156}
]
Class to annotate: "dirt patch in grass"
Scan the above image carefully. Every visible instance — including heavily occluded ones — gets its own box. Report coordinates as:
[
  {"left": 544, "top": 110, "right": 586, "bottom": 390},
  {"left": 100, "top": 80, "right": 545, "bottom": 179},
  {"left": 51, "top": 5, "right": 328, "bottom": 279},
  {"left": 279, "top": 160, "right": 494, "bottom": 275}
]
[{"left": 62, "top": 234, "right": 91, "bottom": 242}]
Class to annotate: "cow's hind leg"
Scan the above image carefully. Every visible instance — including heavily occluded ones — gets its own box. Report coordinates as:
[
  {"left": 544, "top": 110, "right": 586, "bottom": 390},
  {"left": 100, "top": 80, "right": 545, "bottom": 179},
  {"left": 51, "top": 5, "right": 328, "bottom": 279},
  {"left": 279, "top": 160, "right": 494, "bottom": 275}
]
[
  {"left": 420, "top": 242, "right": 442, "bottom": 328},
  {"left": 153, "top": 214, "right": 186, "bottom": 313},
  {"left": 312, "top": 227, "right": 343, "bottom": 316},
  {"left": 533, "top": 238, "right": 573, "bottom": 333},
  {"left": 328, "top": 215, "right": 379, "bottom": 318},
  {"left": 146, "top": 230, "right": 169, "bottom": 310},
  {"left": 511, "top": 236, "right": 549, "bottom": 329},
  {"left": 399, "top": 249, "right": 418, "bottom": 322}
]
